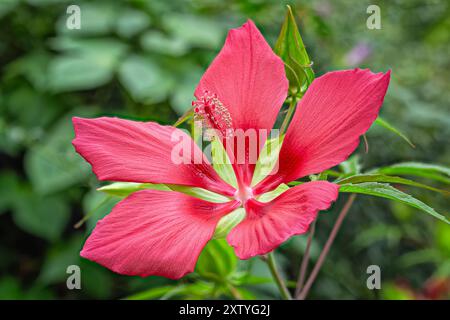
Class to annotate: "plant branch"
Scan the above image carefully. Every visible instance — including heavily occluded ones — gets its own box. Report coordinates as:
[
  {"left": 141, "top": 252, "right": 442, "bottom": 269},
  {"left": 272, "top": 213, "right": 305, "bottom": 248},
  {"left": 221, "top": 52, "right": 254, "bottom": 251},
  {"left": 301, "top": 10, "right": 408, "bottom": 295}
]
[
  {"left": 280, "top": 98, "right": 297, "bottom": 134},
  {"left": 295, "top": 220, "right": 316, "bottom": 297},
  {"left": 265, "top": 252, "right": 292, "bottom": 300},
  {"left": 298, "top": 194, "right": 356, "bottom": 300}
]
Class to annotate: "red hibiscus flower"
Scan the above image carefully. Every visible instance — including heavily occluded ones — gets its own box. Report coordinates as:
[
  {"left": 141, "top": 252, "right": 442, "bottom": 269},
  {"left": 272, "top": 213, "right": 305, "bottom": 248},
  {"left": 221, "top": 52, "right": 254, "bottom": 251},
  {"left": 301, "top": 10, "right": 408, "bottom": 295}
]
[{"left": 72, "top": 20, "right": 390, "bottom": 279}]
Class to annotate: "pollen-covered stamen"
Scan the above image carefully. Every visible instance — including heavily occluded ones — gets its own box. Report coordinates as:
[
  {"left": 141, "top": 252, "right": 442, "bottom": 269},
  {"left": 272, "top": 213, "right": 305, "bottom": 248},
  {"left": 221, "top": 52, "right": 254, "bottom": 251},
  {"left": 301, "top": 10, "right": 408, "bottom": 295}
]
[{"left": 193, "top": 90, "right": 233, "bottom": 139}]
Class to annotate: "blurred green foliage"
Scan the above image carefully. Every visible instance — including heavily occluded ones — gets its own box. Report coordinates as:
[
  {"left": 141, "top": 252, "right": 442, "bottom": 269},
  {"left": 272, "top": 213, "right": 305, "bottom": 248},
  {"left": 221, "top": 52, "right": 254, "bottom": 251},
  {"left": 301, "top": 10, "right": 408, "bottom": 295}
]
[{"left": 0, "top": 0, "right": 449, "bottom": 299}]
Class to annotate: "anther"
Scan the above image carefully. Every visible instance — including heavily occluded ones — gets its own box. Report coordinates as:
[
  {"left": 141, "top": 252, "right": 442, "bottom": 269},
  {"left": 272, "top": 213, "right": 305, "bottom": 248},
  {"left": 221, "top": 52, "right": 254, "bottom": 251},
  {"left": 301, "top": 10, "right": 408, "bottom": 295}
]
[{"left": 192, "top": 90, "right": 233, "bottom": 139}]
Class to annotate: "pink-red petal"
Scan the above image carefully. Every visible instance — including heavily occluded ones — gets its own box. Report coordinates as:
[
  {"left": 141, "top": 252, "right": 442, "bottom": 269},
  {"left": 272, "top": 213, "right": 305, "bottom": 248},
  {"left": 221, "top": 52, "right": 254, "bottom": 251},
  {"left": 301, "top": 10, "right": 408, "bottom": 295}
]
[
  {"left": 227, "top": 181, "right": 339, "bottom": 259},
  {"left": 195, "top": 19, "right": 287, "bottom": 134},
  {"left": 73, "top": 117, "right": 235, "bottom": 196},
  {"left": 81, "top": 190, "right": 240, "bottom": 279},
  {"left": 255, "top": 69, "right": 390, "bottom": 194},
  {"left": 195, "top": 20, "right": 288, "bottom": 185}
]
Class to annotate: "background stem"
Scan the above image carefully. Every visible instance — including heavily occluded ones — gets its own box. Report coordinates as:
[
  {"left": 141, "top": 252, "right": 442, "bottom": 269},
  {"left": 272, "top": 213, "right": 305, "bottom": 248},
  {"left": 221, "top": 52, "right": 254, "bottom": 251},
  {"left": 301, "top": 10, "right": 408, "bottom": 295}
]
[
  {"left": 298, "top": 194, "right": 356, "bottom": 300},
  {"left": 295, "top": 221, "right": 316, "bottom": 297},
  {"left": 280, "top": 98, "right": 297, "bottom": 134},
  {"left": 266, "top": 252, "right": 292, "bottom": 300}
]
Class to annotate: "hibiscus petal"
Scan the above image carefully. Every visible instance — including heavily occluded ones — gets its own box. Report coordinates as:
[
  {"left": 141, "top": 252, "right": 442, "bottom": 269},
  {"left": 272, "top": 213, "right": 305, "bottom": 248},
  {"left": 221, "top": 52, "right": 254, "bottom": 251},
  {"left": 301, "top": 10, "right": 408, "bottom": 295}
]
[
  {"left": 255, "top": 69, "right": 390, "bottom": 194},
  {"left": 227, "top": 181, "right": 339, "bottom": 259},
  {"left": 195, "top": 19, "right": 287, "bottom": 134},
  {"left": 73, "top": 117, "right": 235, "bottom": 196},
  {"left": 81, "top": 190, "right": 240, "bottom": 279},
  {"left": 195, "top": 20, "right": 288, "bottom": 185}
]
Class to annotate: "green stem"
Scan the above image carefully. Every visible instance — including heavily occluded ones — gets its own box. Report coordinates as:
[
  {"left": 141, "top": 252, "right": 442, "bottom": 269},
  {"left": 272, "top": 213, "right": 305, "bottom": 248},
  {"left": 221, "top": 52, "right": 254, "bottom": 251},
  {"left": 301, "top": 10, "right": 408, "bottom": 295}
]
[
  {"left": 280, "top": 98, "right": 297, "bottom": 134},
  {"left": 74, "top": 195, "right": 112, "bottom": 229},
  {"left": 265, "top": 252, "right": 292, "bottom": 300}
]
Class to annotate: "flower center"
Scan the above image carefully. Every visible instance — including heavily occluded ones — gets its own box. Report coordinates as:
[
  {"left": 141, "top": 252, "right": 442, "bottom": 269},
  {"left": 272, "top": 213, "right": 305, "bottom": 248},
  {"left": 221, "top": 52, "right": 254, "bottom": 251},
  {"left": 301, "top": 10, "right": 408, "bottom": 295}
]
[
  {"left": 234, "top": 185, "right": 254, "bottom": 204},
  {"left": 193, "top": 90, "right": 233, "bottom": 139}
]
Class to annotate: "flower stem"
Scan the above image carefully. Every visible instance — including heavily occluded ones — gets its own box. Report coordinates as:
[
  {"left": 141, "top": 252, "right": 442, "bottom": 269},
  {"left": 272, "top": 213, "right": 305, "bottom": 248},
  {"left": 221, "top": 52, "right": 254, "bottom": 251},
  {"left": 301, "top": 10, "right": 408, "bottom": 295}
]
[
  {"left": 298, "top": 194, "right": 356, "bottom": 300},
  {"left": 295, "top": 221, "right": 316, "bottom": 297},
  {"left": 280, "top": 98, "right": 297, "bottom": 134},
  {"left": 265, "top": 252, "right": 292, "bottom": 300},
  {"left": 227, "top": 284, "right": 243, "bottom": 300},
  {"left": 74, "top": 195, "right": 112, "bottom": 229}
]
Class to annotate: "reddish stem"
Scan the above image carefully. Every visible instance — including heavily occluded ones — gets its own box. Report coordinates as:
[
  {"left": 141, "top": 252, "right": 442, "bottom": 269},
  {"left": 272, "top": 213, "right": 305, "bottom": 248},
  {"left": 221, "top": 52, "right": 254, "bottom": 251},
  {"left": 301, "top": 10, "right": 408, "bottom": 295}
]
[
  {"left": 297, "top": 194, "right": 356, "bottom": 300},
  {"left": 295, "top": 221, "right": 316, "bottom": 297}
]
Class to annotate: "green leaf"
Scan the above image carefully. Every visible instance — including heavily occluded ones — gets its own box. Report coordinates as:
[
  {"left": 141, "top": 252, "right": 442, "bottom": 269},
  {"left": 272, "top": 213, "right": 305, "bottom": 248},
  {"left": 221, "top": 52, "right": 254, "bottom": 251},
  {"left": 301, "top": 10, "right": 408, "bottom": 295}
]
[
  {"left": 340, "top": 182, "right": 449, "bottom": 224},
  {"left": 56, "top": 2, "right": 117, "bottom": 36},
  {"left": 79, "top": 260, "right": 114, "bottom": 299},
  {"left": 116, "top": 9, "right": 150, "bottom": 38},
  {"left": 251, "top": 135, "right": 283, "bottom": 186},
  {"left": 275, "top": 5, "right": 314, "bottom": 97},
  {"left": 257, "top": 183, "right": 289, "bottom": 202},
  {"left": 5, "top": 50, "right": 50, "bottom": 91},
  {"left": 140, "top": 31, "right": 188, "bottom": 57},
  {"left": 210, "top": 138, "right": 238, "bottom": 189},
  {"left": 13, "top": 191, "right": 70, "bottom": 241},
  {"left": 231, "top": 274, "right": 274, "bottom": 286},
  {"left": 48, "top": 39, "right": 127, "bottom": 92},
  {"left": 24, "top": 111, "right": 92, "bottom": 195},
  {"left": 371, "top": 162, "right": 450, "bottom": 185},
  {"left": 0, "top": 171, "right": 20, "bottom": 214},
  {"left": 118, "top": 55, "right": 173, "bottom": 104},
  {"left": 98, "top": 181, "right": 229, "bottom": 203},
  {"left": 0, "top": 0, "right": 19, "bottom": 18},
  {"left": 337, "top": 174, "right": 449, "bottom": 195},
  {"left": 98, "top": 182, "right": 170, "bottom": 197},
  {"left": 375, "top": 117, "right": 415, "bottom": 148},
  {"left": 195, "top": 239, "right": 237, "bottom": 282},
  {"left": 213, "top": 208, "right": 245, "bottom": 239},
  {"left": 49, "top": 55, "right": 113, "bottom": 92},
  {"left": 435, "top": 222, "right": 450, "bottom": 256},
  {"left": 168, "top": 185, "right": 229, "bottom": 203},
  {"left": 125, "top": 286, "right": 175, "bottom": 300},
  {"left": 163, "top": 14, "right": 224, "bottom": 49},
  {"left": 38, "top": 235, "right": 83, "bottom": 285}
]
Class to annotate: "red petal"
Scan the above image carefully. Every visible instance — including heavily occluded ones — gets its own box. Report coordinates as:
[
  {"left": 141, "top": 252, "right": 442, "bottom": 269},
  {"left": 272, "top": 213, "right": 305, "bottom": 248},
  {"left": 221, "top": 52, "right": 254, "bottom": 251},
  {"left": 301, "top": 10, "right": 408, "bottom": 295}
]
[
  {"left": 73, "top": 117, "right": 235, "bottom": 196},
  {"left": 255, "top": 69, "right": 390, "bottom": 194},
  {"left": 195, "top": 20, "right": 287, "bottom": 134},
  {"left": 81, "top": 190, "right": 240, "bottom": 279},
  {"left": 227, "top": 181, "right": 339, "bottom": 259},
  {"left": 195, "top": 20, "right": 288, "bottom": 185}
]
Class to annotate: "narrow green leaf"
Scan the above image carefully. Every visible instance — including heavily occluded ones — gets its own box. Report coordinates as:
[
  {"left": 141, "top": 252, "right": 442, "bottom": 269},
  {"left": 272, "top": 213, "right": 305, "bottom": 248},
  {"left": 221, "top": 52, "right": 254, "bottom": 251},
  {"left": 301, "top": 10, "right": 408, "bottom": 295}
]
[
  {"left": 371, "top": 162, "right": 450, "bottom": 185},
  {"left": 337, "top": 174, "right": 449, "bottom": 195},
  {"left": 257, "top": 183, "right": 289, "bottom": 202},
  {"left": 275, "top": 5, "right": 314, "bottom": 97},
  {"left": 98, "top": 181, "right": 230, "bottom": 203},
  {"left": 174, "top": 107, "right": 193, "bottom": 127},
  {"left": 210, "top": 138, "right": 238, "bottom": 188},
  {"left": 251, "top": 135, "right": 283, "bottom": 186},
  {"left": 168, "top": 185, "right": 229, "bottom": 203},
  {"left": 97, "top": 182, "right": 170, "bottom": 197},
  {"left": 375, "top": 117, "right": 415, "bottom": 148},
  {"left": 213, "top": 208, "right": 245, "bottom": 239},
  {"left": 340, "top": 182, "right": 449, "bottom": 224}
]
